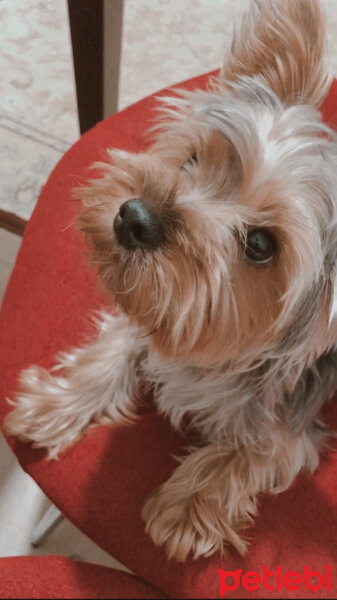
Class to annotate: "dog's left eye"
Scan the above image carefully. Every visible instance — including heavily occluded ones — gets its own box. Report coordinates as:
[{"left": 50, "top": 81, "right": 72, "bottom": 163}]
[
  {"left": 181, "top": 153, "right": 198, "bottom": 171},
  {"left": 245, "top": 229, "right": 275, "bottom": 264}
]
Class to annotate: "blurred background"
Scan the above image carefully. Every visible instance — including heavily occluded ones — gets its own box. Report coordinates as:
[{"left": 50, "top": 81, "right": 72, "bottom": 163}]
[{"left": 1, "top": 0, "right": 336, "bottom": 568}]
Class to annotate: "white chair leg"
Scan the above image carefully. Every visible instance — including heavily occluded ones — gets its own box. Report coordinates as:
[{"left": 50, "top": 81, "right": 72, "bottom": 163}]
[{"left": 30, "top": 503, "right": 64, "bottom": 547}]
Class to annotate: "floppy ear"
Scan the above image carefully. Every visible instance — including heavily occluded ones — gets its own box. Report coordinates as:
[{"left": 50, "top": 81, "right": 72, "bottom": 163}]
[{"left": 221, "top": 0, "right": 329, "bottom": 106}]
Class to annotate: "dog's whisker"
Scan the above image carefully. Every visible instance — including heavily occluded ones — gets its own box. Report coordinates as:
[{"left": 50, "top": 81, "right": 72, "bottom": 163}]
[{"left": 116, "top": 265, "right": 144, "bottom": 295}]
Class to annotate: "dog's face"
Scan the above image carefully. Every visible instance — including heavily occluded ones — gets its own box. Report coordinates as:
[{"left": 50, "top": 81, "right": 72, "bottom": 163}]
[{"left": 78, "top": 0, "right": 337, "bottom": 368}]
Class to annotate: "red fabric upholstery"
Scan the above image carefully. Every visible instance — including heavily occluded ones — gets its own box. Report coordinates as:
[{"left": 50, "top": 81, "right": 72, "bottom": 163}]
[
  {"left": 0, "top": 556, "right": 167, "bottom": 599},
  {"left": 1, "top": 73, "right": 337, "bottom": 599}
]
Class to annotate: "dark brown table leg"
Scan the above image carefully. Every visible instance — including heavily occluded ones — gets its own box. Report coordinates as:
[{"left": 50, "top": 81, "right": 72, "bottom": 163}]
[
  {"left": 0, "top": 209, "right": 26, "bottom": 236},
  {"left": 103, "top": 0, "right": 124, "bottom": 119},
  {"left": 67, "top": 0, "right": 124, "bottom": 135}
]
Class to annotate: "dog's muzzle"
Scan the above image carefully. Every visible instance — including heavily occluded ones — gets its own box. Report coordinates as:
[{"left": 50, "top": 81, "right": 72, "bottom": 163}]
[{"left": 113, "top": 197, "right": 163, "bottom": 250}]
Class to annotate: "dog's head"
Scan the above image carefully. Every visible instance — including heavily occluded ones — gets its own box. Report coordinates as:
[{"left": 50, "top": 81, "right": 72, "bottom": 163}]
[{"left": 78, "top": 0, "right": 337, "bottom": 369}]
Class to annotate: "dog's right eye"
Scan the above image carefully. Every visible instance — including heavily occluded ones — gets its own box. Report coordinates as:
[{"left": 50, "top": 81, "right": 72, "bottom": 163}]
[
  {"left": 181, "top": 153, "right": 198, "bottom": 171},
  {"left": 244, "top": 229, "right": 275, "bottom": 264}
]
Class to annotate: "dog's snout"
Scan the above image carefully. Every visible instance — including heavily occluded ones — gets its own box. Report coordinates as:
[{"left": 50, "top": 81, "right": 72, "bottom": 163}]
[{"left": 113, "top": 198, "right": 163, "bottom": 249}]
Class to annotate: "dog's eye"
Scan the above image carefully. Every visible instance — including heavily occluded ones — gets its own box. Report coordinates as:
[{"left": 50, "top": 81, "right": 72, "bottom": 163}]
[
  {"left": 181, "top": 153, "right": 198, "bottom": 171},
  {"left": 245, "top": 229, "right": 275, "bottom": 264}
]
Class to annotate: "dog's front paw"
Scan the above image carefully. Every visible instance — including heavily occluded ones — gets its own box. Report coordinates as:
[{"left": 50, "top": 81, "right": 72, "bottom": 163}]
[
  {"left": 4, "top": 366, "right": 85, "bottom": 458},
  {"left": 141, "top": 484, "right": 233, "bottom": 562}
]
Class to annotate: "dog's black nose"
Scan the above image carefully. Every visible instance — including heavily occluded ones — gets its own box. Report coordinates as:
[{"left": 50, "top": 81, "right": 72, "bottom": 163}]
[{"left": 113, "top": 198, "right": 163, "bottom": 249}]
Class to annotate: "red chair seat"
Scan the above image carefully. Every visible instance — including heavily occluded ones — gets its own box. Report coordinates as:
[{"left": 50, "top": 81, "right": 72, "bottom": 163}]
[
  {"left": 0, "top": 556, "right": 167, "bottom": 599},
  {"left": 1, "top": 73, "right": 337, "bottom": 599}
]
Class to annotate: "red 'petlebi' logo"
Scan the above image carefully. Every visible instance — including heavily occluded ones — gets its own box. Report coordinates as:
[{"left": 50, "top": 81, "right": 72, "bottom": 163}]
[{"left": 218, "top": 565, "right": 332, "bottom": 596}]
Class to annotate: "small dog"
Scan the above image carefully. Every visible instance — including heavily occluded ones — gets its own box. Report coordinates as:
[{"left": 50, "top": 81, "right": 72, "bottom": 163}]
[{"left": 5, "top": 0, "right": 337, "bottom": 561}]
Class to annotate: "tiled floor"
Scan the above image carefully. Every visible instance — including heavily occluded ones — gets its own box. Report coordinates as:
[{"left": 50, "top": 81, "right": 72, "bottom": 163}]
[
  {"left": 0, "top": 229, "right": 21, "bottom": 306},
  {"left": 1, "top": 0, "right": 337, "bottom": 572}
]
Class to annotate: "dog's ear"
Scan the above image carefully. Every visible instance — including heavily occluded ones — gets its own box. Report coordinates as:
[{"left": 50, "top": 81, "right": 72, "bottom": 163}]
[{"left": 221, "top": 0, "right": 329, "bottom": 106}]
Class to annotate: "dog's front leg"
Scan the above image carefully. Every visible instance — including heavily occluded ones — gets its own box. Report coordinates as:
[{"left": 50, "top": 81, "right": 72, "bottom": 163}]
[
  {"left": 4, "top": 312, "right": 145, "bottom": 458},
  {"left": 142, "top": 431, "right": 319, "bottom": 561},
  {"left": 142, "top": 442, "right": 256, "bottom": 561}
]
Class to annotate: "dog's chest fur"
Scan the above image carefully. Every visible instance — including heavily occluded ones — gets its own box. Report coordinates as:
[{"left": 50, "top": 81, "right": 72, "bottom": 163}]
[
  {"left": 139, "top": 343, "right": 337, "bottom": 448},
  {"left": 139, "top": 347, "right": 274, "bottom": 445}
]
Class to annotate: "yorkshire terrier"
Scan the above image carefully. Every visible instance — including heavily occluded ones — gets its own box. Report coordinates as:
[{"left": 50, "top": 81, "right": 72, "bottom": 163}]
[{"left": 5, "top": 0, "right": 337, "bottom": 561}]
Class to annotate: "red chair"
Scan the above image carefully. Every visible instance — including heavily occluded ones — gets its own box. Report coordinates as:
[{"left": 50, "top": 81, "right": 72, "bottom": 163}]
[
  {"left": 0, "top": 555, "right": 167, "bottom": 599},
  {"left": 1, "top": 72, "right": 337, "bottom": 599}
]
